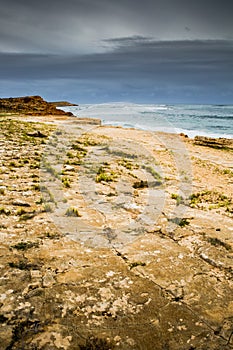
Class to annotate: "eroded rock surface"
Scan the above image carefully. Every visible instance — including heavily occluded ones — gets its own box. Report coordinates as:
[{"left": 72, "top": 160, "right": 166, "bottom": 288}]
[
  {"left": 0, "top": 118, "right": 232, "bottom": 349},
  {"left": 194, "top": 136, "right": 233, "bottom": 150}
]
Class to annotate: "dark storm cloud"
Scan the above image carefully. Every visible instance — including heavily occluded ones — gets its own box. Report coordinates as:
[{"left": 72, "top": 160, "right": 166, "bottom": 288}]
[
  {"left": 0, "top": 0, "right": 233, "bottom": 102},
  {"left": 0, "top": 39, "right": 232, "bottom": 103},
  {"left": 1, "top": 40, "right": 232, "bottom": 80}
]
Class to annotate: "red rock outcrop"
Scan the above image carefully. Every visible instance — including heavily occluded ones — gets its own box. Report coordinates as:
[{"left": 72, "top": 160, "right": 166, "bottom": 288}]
[{"left": 0, "top": 95, "right": 74, "bottom": 116}]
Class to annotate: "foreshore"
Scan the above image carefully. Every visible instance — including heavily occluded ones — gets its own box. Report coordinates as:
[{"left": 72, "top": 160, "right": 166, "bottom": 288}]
[{"left": 0, "top": 113, "right": 233, "bottom": 349}]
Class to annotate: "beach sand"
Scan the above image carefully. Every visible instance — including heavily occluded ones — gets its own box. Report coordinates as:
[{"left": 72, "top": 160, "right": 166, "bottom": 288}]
[{"left": 0, "top": 115, "right": 233, "bottom": 349}]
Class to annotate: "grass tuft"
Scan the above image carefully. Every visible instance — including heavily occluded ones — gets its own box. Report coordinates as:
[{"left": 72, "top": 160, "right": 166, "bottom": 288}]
[{"left": 65, "top": 207, "right": 81, "bottom": 217}]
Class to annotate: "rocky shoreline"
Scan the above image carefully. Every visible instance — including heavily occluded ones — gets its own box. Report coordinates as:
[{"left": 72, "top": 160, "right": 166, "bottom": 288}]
[
  {"left": 194, "top": 135, "right": 233, "bottom": 150},
  {"left": 0, "top": 106, "right": 233, "bottom": 349}
]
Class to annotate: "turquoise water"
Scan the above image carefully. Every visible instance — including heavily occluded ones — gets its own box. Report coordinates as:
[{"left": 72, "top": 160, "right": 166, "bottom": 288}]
[{"left": 62, "top": 103, "right": 233, "bottom": 138}]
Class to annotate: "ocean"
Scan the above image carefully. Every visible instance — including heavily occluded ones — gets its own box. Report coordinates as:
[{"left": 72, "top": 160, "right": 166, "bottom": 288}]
[{"left": 61, "top": 103, "right": 233, "bottom": 139}]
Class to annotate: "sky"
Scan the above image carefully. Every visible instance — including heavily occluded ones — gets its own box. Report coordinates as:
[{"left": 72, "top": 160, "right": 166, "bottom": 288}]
[{"left": 0, "top": 0, "right": 233, "bottom": 104}]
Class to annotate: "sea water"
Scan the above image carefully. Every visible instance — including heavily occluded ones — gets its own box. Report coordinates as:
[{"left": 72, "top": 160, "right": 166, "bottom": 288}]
[{"left": 61, "top": 103, "right": 233, "bottom": 139}]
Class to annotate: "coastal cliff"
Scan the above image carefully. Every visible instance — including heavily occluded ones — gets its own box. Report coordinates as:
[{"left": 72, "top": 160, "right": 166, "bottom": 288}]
[
  {"left": 0, "top": 95, "right": 74, "bottom": 116},
  {"left": 0, "top": 96, "right": 102, "bottom": 125}
]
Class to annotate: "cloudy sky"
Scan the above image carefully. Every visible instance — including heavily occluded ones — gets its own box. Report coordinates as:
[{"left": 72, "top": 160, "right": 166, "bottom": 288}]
[{"left": 0, "top": 0, "right": 233, "bottom": 103}]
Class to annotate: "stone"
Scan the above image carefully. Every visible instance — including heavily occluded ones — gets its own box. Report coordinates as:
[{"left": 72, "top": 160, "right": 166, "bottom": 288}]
[
  {"left": 12, "top": 200, "right": 31, "bottom": 207},
  {"left": 194, "top": 135, "right": 233, "bottom": 150}
]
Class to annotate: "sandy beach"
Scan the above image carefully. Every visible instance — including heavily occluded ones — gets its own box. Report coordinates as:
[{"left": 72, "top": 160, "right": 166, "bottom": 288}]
[{"left": 0, "top": 114, "right": 233, "bottom": 349}]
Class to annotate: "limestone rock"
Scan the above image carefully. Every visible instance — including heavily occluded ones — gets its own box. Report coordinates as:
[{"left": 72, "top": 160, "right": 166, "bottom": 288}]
[{"left": 194, "top": 135, "right": 233, "bottom": 150}]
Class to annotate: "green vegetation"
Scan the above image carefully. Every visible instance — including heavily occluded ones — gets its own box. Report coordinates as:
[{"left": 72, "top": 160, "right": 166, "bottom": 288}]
[
  {"left": 71, "top": 143, "right": 88, "bottom": 153},
  {"left": 42, "top": 159, "right": 59, "bottom": 178},
  {"left": 62, "top": 177, "right": 71, "bottom": 188},
  {"left": 64, "top": 142, "right": 88, "bottom": 166},
  {"left": 96, "top": 172, "right": 116, "bottom": 183},
  {"left": 40, "top": 186, "right": 56, "bottom": 203},
  {"left": 193, "top": 157, "right": 233, "bottom": 177},
  {"left": 19, "top": 212, "right": 36, "bottom": 221},
  {"left": 36, "top": 197, "right": 43, "bottom": 204},
  {"left": 222, "top": 168, "right": 233, "bottom": 176},
  {"left": 171, "top": 193, "right": 184, "bottom": 205},
  {"left": 0, "top": 206, "right": 11, "bottom": 215},
  {"left": 29, "top": 162, "right": 40, "bottom": 169},
  {"left": 96, "top": 165, "right": 117, "bottom": 183},
  {"left": 16, "top": 207, "right": 27, "bottom": 216},
  {"left": 105, "top": 147, "right": 137, "bottom": 159},
  {"left": 66, "top": 151, "right": 75, "bottom": 158},
  {"left": 168, "top": 217, "right": 190, "bottom": 227},
  {"left": 118, "top": 158, "right": 139, "bottom": 170},
  {"left": 178, "top": 218, "right": 190, "bottom": 227},
  {"left": 9, "top": 161, "right": 17, "bottom": 167},
  {"left": 189, "top": 190, "right": 232, "bottom": 211},
  {"left": 43, "top": 203, "right": 53, "bottom": 212},
  {"left": 11, "top": 241, "right": 39, "bottom": 250},
  {"left": 207, "top": 237, "right": 232, "bottom": 251},
  {"left": 32, "top": 184, "right": 40, "bottom": 191},
  {"left": 65, "top": 158, "right": 82, "bottom": 166},
  {"left": 65, "top": 206, "right": 81, "bottom": 217},
  {"left": 142, "top": 165, "right": 162, "bottom": 182},
  {"left": 0, "top": 119, "right": 55, "bottom": 144},
  {"left": 77, "top": 132, "right": 109, "bottom": 147}
]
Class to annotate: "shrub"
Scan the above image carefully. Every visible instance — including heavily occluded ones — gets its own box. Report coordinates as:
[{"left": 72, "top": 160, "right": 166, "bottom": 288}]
[
  {"left": 11, "top": 241, "right": 39, "bottom": 250},
  {"left": 96, "top": 166, "right": 116, "bottom": 183},
  {"left": 62, "top": 177, "right": 71, "bottom": 188},
  {"left": 16, "top": 208, "right": 27, "bottom": 216},
  {"left": 65, "top": 207, "right": 81, "bottom": 217},
  {"left": 0, "top": 207, "right": 11, "bottom": 215},
  {"left": 168, "top": 217, "right": 190, "bottom": 227},
  {"left": 171, "top": 193, "right": 184, "bottom": 205},
  {"left": 43, "top": 203, "right": 53, "bottom": 212}
]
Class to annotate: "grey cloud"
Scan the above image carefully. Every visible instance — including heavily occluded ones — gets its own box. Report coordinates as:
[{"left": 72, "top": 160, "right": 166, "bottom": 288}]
[
  {"left": 1, "top": 0, "right": 233, "bottom": 54},
  {"left": 1, "top": 0, "right": 233, "bottom": 103},
  {"left": 0, "top": 40, "right": 232, "bottom": 89},
  {"left": 102, "top": 35, "right": 155, "bottom": 47}
]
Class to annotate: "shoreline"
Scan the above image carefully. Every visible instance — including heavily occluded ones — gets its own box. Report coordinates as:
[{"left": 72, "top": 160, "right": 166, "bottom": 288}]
[
  {"left": 100, "top": 120, "right": 233, "bottom": 140},
  {"left": 7, "top": 112, "right": 233, "bottom": 142},
  {"left": 60, "top": 103, "right": 233, "bottom": 140}
]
